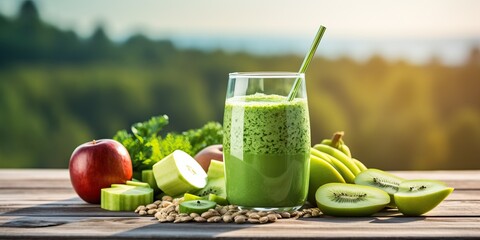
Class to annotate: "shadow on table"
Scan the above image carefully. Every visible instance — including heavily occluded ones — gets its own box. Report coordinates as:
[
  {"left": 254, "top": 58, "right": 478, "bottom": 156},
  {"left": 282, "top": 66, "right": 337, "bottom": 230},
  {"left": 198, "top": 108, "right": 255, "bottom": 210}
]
[
  {"left": 0, "top": 197, "right": 136, "bottom": 228},
  {"left": 0, "top": 197, "right": 255, "bottom": 238},
  {"left": 111, "top": 221, "right": 254, "bottom": 239},
  {"left": 297, "top": 208, "right": 426, "bottom": 224},
  {"left": 0, "top": 198, "right": 424, "bottom": 238}
]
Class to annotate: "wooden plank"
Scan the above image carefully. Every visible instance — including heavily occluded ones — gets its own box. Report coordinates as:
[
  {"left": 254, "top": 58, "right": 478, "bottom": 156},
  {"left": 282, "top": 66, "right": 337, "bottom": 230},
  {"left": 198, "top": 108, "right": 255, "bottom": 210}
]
[
  {"left": 0, "top": 169, "right": 69, "bottom": 180},
  {"left": 1, "top": 187, "right": 476, "bottom": 202},
  {"left": 1, "top": 169, "right": 478, "bottom": 190},
  {"left": 1, "top": 216, "right": 479, "bottom": 239},
  {"left": 0, "top": 169, "right": 479, "bottom": 239},
  {"left": 1, "top": 199, "right": 479, "bottom": 218}
]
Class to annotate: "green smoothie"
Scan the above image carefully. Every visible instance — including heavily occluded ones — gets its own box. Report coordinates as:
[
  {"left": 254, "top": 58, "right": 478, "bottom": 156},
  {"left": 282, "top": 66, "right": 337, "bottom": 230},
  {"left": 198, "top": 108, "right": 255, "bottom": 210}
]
[{"left": 223, "top": 93, "right": 311, "bottom": 209}]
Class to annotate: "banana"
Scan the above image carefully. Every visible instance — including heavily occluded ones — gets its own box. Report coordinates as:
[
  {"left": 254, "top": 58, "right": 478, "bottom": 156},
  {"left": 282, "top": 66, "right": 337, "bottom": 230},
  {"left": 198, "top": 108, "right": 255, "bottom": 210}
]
[
  {"left": 313, "top": 144, "right": 361, "bottom": 176},
  {"left": 320, "top": 131, "right": 352, "bottom": 158},
  {"left": 352, "top": 158, "right": 368, "bottom": 172},
  {"left": 308, "top": 154, "right": 345, "bottom": 205},
  {"left": 311, "top": 148, "right": 356, "bottom": 183}
]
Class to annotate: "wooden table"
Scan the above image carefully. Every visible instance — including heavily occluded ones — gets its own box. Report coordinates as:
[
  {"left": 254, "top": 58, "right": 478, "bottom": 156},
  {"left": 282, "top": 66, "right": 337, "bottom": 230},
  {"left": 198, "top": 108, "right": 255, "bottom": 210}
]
[{"left": 0, "top": 169, "right": 479, "bottom": 239}]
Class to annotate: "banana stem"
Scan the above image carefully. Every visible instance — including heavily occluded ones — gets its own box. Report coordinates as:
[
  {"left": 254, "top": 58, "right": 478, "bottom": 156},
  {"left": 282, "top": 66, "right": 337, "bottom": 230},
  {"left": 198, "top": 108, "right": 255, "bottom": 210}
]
[{"left": 331, "top": 131, "right": 345, "bottom": 148}]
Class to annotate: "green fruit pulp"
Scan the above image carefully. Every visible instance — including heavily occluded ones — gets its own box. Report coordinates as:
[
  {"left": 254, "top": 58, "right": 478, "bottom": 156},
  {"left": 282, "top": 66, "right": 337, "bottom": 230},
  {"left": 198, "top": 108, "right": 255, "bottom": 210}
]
[
  {"left": 315, "top": 183, "right": 390, "bottom": 217},
  {"left": 394, "top": 179, "right": 454, "bottom": 216}
]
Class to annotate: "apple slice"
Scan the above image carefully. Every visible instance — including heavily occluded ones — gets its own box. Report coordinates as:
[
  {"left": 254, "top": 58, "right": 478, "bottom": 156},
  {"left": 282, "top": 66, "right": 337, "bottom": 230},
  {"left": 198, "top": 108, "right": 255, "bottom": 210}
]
[
  {"left": 394, "top": 179, "right": 454, "bottom": 216},
  {"left": 153, "top": 150, "right": 207, "bottom": 197}
]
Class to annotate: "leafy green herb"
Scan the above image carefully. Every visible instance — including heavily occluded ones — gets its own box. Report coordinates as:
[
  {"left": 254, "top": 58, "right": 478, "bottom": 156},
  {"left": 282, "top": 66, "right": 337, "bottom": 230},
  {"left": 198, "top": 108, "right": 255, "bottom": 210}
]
[
  {"left": 182, "top": 121, "right": 223, "bottom": 155},
  {"left": 113, "top": 115, "right": 222, "bottom": 177}
]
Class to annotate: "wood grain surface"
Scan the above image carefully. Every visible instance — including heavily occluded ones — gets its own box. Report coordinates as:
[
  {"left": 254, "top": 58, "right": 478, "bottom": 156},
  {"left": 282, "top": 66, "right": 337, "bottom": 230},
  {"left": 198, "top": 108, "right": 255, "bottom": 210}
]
[{"left": 0, "top": 169, "right": 479, "bottom": 239}]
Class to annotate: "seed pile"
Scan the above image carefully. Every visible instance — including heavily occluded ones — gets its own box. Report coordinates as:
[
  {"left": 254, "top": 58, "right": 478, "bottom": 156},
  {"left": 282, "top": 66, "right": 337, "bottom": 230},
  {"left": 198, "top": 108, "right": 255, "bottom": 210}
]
[{"left": 135, "top": 196, "right": 321, "bottom": 224}]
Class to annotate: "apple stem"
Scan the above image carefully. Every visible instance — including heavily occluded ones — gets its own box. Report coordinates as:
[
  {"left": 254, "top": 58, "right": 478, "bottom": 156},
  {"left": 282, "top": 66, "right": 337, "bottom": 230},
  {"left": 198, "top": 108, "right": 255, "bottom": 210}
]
[
  {"left": 331, "top": 131, "right": 344, "bottom": 147},
  {"left": 92, "top": 139, "right": 97, "bottom": 144}
]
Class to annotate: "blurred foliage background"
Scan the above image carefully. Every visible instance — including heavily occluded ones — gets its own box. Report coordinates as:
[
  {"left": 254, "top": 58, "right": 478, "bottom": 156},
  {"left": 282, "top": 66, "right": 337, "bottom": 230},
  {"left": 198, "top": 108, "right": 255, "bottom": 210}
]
[{"left": 0, "top": 1, "right": 479, "bottom": 170}]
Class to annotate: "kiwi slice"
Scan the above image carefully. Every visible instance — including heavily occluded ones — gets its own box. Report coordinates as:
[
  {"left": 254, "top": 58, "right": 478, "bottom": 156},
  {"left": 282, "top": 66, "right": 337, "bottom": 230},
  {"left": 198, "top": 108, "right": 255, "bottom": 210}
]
[
  {"left": 179, "top": 200, "right": 217, "bottom": 214},
  {"left": 354, "top": 168, "right": 404, "bottom": 207},
  {"left": 195, "top": 177, "right": 226, "bottom": 198},
  {"left": 394, "top": 179, "right": 454, "bottom": 216},
  {"left": 315, "top": 183, "right": 390, "bottom": 217},
  {"left": 194, "top": 160, "right": 227, "bottom": 200}
]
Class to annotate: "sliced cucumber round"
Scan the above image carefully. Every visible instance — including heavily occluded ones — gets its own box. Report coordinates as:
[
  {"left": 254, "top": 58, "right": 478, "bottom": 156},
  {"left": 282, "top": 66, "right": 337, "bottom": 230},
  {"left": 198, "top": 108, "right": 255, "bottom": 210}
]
[{"left": 101, "top": 185, "right": 153, "bottom": 211}]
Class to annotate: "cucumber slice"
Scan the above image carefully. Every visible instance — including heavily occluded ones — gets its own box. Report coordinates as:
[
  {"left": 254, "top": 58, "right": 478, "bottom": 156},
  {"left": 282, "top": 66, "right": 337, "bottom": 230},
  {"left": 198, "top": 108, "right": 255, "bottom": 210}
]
[
  {"left": 179, "top": 200, "right": 216, "bottom": 214},
  {"left": 142, "top": 170, "right": 160, "bottom": 193},
  {"left": 101, "top": 184, "right": 153, "bottom": 211},
  {"left": 126, "top": 180, "right": 150, "bottom": 188},
  {"left": 111, "top": 184, "right": 135, "bottom": 189},
  {"left": 153, "top": 150, "right": 207, "bottom": 197}
]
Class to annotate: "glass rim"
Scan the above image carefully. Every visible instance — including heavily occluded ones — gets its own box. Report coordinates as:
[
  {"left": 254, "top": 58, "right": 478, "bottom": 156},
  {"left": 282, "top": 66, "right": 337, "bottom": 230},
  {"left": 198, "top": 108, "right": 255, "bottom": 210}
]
[{"left": 229, "top": 72, "right": 304, "bottom": 78}]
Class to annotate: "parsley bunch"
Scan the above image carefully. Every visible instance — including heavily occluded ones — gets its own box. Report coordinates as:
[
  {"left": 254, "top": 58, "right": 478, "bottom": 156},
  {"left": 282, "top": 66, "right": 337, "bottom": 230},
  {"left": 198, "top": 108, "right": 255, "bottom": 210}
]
[{"left": 113, "top": 115, "right": 223, "bottom": 177}]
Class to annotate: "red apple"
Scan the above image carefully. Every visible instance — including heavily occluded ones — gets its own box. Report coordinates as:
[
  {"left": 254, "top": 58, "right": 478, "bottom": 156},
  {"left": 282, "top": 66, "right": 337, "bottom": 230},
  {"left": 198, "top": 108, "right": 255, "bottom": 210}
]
[
  {"left": 194, "top": 144, "right": 223, "bottom": 172},
  {"left": 69, "top": 139, "right": 133, "bottom": 204}
]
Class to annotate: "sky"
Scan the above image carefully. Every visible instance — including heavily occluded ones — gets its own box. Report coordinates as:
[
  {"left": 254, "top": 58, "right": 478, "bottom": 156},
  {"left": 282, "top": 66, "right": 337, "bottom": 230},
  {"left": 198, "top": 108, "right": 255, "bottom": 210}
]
[{"left": 1, "top": 0, "right": 479, "bottom": 64}]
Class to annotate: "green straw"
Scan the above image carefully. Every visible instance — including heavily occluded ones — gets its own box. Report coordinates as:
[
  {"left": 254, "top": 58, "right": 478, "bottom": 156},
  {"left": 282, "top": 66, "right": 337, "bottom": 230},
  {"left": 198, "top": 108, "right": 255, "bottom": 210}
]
[{"left": 287, "top": 25, "right": 326, "bottom": 101}]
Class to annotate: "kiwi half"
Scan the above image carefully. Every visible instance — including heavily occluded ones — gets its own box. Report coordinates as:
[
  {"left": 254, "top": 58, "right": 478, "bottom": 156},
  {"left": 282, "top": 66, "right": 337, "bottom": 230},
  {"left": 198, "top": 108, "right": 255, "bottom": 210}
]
[
  {"left": 195, "top": 177, "right": 226, "bottom": 198},
  {"left": 194, "top": 159, "right": 227, "bottom": 201},
  {"left": 394, "top": 179, "right": 453, "bottom": 216},
  {"left": 354, "top": 169, "right": 405, "bottom": 207},
  {"left": 315, "top": 183, "right": 390, "bottom": 217}
]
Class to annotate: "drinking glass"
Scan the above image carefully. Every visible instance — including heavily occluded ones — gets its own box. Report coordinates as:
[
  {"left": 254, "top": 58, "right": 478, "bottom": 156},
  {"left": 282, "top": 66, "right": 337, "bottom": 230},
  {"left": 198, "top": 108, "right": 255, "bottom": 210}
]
[{"left": 223, "top": 72, "right": 311, "bottom": 211}]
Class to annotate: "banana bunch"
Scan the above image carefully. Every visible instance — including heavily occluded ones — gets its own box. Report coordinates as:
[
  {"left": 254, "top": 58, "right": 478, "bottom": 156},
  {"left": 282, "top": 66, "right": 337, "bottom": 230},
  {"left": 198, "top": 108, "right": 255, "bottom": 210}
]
[{"left": 308, "top": 131, "right": 367, "bottom": 204}]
